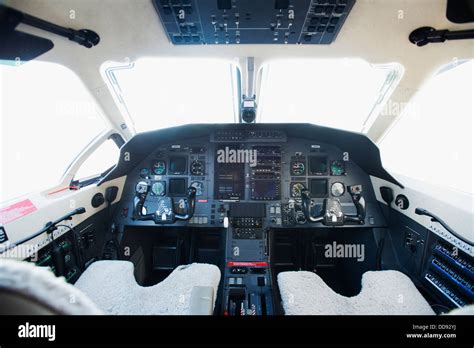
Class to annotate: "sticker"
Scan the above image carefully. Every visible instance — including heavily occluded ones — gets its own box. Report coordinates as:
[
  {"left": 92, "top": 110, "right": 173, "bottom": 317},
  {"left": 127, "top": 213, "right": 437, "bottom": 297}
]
[
  {"left": 0, "top": 199, "right": 38, "bottom": 225},
  {"left": 227, "top": 261, "right": 268, "bottom": 267}
]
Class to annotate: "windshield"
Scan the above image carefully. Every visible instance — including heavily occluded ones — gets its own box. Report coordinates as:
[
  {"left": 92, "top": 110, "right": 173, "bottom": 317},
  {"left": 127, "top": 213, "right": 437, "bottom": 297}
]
[
  {"left": 105, "top": 58, "right": 240, "bottom": 133},
  {"left": 258, "top": 59, "right": 402, "bottom": 132},
  {"left": 108, "top": 58, "right": 401, "bottom": 134}
]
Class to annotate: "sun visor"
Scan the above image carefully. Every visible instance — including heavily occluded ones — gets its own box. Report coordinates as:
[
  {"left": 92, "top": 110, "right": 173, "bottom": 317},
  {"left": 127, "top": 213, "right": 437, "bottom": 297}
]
[
  {"left": 0, "top": 6, "right": 54, "bottom": 64},
  {"left": 447, "top": 0, "right": 474, "bottom": 24}
]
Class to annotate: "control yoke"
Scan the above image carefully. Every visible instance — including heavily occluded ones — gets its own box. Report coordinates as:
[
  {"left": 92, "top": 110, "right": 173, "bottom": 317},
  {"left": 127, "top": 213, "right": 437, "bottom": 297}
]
[
  {"left": 133, "top": 181, "right": 196, "bottom": 224},
  {"left": 301, "top": 185, "right": 366, "bottom": 226}
]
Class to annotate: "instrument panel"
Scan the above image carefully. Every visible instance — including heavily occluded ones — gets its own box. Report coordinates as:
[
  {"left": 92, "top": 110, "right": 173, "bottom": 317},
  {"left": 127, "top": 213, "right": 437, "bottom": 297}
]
[
  {"left": 115, "top": 128, "right": 385, "bottom": 229},
  {"left": 132, "top": 141, "right": 355, "bottom": 202}
]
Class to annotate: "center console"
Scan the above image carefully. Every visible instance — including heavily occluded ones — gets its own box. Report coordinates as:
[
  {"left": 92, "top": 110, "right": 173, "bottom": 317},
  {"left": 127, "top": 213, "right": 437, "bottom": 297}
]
[{"left": 223, "top": 203, "right": 274, "bottom": 315}]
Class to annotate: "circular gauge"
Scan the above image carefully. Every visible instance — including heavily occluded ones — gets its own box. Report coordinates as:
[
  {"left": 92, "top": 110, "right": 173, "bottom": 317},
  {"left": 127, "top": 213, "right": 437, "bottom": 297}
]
[
  {"left": 191, "top": 181, "right": 204, "bottom": 196},
  {"left": 290, "top": 182, "right": 306, "bottom": 197},
  {"left": 190, "top": 160, "right": 205, "bottom": 176},
  {"left": 151, "top": 181, "right": 166, "bottom": 196},
  {"left": 330, "top": 160, "right": 345, "bottom": 176},
  {"left": 291, "top": 161, "right": 305, "bottom": 176},
  {"left": 395, "top": 194, "right": 409, "bottom": 210},
  {"left": 135, "top": 182, "right": 148, "bottom": 194},
  {"left": 139, "top": 168, "right": 150, "bottom": 179},
  {"left": 152, "top": 160, "right": 166, "bottom": 175},
  {"left": 295, "top": 211, "right": 307, "bottom": 224},
  {"left": 331, "top": 182, "right": 345, "bottom": 197}
]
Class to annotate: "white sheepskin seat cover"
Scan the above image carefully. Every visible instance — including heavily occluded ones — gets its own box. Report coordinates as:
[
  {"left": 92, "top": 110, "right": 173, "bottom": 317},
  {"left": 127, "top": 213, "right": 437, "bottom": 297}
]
[
  {"left": 278, "top": 270, "right": 435, "bottom": 315},
  {"left": 0, "top": 259, "right": 102, "bottom": 315},
  {"left": 75, "top": 261, "right": 221, "bottom": 315}
]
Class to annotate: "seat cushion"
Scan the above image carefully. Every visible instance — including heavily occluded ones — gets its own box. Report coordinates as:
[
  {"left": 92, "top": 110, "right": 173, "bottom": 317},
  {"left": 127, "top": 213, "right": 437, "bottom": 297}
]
[
  {"left": 75, "top": 261, "right": 221, "bottom": 315},
  {"left": 447, "top": 304, "right": 474, "bottom": 315},
  {"left": 278, "top": 270, "right": 435, "bottom": 315},
  {"left": 0, "top": 259, "right": 102, "bottom": 315}
]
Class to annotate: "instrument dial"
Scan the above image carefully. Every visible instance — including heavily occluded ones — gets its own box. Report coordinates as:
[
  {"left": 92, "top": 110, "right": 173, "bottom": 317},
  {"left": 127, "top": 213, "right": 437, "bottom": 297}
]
[
  {"left": 331, "top": 182, "right": 345, "bottom": 197},
  {"left": 330, "top": 160, "right": 345, "bottom": 176},
  {"left": 295, "top": 211, "right": 307, "bottom": 224},
  {"left": 151, "top": 181, "right": 166, "bottom": 196},
  {"left": 139, "top": 168, "right": 150, "bottom": 179},
  {"left": 290, "top": 182, "right": 306, "bottom": 198},
  {"left": 152, "top": 160, "right": 166, "bottom": 175},
  {"left": 190, "top": 160, "right": 205, "bottom": 176},
  {"left": 135, "top": 182, "right": 148, "bottom": 194},
  {"left": 291, "top": 161, "right": 306, "bottom": 176},
  {"left": 190, "top": 181, "right": 204, "bottom": 196}
]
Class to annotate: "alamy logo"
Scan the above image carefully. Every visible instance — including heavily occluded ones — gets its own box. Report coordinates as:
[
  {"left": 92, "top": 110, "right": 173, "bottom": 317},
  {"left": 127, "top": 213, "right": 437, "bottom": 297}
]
[
  {"left": 216, "top": 146, "right": 257, "bottom": 167},
  {"left": 0, "top": 244, "right": 39, "bottom": 261},
  {"left": 18, "top": 322, "right": 56, "bottom": 342},
  {"left": 324, "top": 241, "right": 365, "bottom": 262}
]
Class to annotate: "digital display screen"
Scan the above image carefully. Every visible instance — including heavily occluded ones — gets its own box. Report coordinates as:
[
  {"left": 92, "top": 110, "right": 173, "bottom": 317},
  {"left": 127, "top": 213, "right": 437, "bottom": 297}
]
[
  {"left": 251, "top": 180, "right": 280, "bottom": 200},
  {"left": 310, "top": 179, "right": 328, "bottom": 198},
  {"left": 214, "top": 145, "right": 245, "bottom": 199},
  {"left": 169, "top": 157, "right": 186, "bottom": 174},
  {"left": 169, "top": 178, "right": 186, "bottom": 195},
  {"left": 309, "top": 156, "right": 328, "bottom": 175},
  {"left": 215, "top": 168, "right": 244, "bottom": 199},
  {"left": 229, "top": 203, "right": 266, "bottom": 217}
]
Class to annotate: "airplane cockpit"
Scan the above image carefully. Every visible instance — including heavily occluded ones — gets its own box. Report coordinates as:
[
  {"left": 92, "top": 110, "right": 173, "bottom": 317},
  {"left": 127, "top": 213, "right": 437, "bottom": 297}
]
[{"left": 0, "top": 0, "right": 472, "bottom": 334}]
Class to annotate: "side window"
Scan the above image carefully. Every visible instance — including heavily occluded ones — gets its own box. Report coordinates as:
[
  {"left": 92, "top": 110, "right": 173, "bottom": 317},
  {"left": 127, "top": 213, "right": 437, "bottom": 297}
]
[
  {"left": 0, "top": 61, "right": 107, "bottom": 203},
  {"left": 379, "top": 60, "right": 473, "bottom": 195},
  {"left": 74, "top": 139, "right": 120, "bottom": 181}
]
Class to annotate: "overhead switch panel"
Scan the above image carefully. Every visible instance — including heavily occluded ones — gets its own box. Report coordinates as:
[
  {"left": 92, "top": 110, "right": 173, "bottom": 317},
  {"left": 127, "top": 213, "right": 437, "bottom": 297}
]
[{"left": 153, "top": 0, "right": 355, "bottom": 45}]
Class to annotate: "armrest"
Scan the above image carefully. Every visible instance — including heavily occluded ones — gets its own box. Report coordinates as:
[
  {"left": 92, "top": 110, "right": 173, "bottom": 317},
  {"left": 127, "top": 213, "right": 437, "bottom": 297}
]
[{"left": 188, "top": 286, "right": 215, "bottom": 315}]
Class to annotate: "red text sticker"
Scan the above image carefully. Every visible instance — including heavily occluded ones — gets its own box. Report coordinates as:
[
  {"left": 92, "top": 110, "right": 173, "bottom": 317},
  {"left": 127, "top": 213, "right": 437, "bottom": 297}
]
[{"left": 0, "top": 199, "right": 38, "bottom": 225}]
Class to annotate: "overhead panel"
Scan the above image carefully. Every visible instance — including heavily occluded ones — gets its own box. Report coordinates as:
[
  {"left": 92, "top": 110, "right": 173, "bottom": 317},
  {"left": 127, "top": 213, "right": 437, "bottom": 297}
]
[{"left": 153, "top": 0, "right": 355, "bottom": 45}]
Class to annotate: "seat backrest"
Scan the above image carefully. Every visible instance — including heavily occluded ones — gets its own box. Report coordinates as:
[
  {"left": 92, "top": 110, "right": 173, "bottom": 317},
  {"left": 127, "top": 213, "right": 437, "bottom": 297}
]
[{"left": 0, "top": 259, "right": 102, "bottom": 315}]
